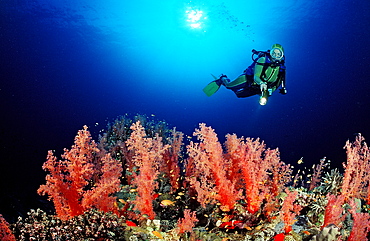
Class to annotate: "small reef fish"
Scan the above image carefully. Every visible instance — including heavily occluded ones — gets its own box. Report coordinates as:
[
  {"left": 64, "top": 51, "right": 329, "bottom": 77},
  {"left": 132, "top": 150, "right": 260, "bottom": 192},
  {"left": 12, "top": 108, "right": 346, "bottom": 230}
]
[
  {"left": 219, "top": 220, "right": 243, "bottom": 229},
  {"left": 160, "top": 199, "right": 175, "bottom": 207},
  {"left": 125, "top": 220, "right": 137, "bottom": 227},
  {"left": 297, "top": 157, "right": 304, "bottom": 164}
]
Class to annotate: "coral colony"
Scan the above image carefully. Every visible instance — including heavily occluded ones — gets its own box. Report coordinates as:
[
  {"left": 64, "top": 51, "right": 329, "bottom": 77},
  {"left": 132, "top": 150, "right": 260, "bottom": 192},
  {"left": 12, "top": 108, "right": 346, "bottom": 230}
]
[{"left": 1, "top": 114, "right": 370, "bottom": 240}]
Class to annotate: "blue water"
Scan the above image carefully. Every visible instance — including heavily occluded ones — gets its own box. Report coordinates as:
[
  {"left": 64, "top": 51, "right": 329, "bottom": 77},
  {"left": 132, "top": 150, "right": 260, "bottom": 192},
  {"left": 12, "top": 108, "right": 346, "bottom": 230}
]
[{"left": 1, "top": 0, "right": 369, "bottom": 221}]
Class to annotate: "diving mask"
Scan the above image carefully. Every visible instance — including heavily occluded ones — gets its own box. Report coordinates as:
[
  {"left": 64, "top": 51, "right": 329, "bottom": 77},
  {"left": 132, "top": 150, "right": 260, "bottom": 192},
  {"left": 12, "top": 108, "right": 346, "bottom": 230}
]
[{"left": 270, "top": 48, "right": 284, "bottom": 61}]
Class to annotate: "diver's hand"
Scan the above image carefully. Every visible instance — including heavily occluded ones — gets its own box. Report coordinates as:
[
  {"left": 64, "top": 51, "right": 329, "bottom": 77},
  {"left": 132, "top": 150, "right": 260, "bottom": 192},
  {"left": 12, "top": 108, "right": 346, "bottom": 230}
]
[
  {"left": 260, "top": 83, "right": 267, "bottom": 92},
  {"left": 279, "top": 87, "right": 287, "bottom": 95}
]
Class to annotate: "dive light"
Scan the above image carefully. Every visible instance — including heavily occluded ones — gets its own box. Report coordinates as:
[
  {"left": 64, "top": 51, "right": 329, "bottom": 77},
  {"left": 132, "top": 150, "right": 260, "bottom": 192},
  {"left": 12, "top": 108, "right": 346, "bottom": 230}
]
[{"left": 259, "top": 90, "right": 269, "bottom": 106}]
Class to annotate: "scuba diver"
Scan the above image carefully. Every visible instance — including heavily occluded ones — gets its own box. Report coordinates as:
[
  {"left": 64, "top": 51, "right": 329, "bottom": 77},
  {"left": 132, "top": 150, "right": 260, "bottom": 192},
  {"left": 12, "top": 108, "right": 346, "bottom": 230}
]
[{"left": 203, "top": 43, "right": 287, "bottom": 105}]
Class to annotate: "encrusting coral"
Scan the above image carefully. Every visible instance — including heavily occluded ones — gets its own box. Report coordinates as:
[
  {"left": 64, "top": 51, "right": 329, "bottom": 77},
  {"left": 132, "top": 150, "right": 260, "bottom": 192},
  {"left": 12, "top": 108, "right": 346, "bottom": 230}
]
[
  {"left": 1, "top": 115, "right": 370, "bottom": 240},
  {"left": 11, "top": 209, "right": 128, "bottom": 240}
]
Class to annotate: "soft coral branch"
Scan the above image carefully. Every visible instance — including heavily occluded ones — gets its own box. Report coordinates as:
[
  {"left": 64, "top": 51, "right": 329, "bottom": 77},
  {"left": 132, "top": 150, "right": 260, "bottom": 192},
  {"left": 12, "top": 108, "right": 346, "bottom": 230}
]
[
  {"left": 280, "top": 188, "right": 302, "bottom": 234},
  {"left": 177, "top": 209, "right": 198, "bottom": 234},
  {"left": 0, "top": 214, "right": 16, "bottom": 241},
  {"left": 225, "top": 134, "right": 290, "bottom": 214},
  {"left": 187, "top": 123, "right": 241, "bottom": 211},
  {"left": 348, "top": 198, "right": 370, "bottom": 241},
  {"left": 342, "top": 134, "right": 370, "bottom": 202},
  {"left": 82, "top": 152, "right": 123, "bottom": 214},
  {"left": 321, "top": 194, "right": 345, "bottom": 229},
  {"left": 235, "top": 136, "right": 270, "bottom": 214},
  {"left": 126, "top": 121, "right": 169, "bottom": 220},
  {"left": 38, "top": 126, "right": 122, "bottom": 220},
  {"left": 161, "top": 128, "right": 183, "bottom": 192}
]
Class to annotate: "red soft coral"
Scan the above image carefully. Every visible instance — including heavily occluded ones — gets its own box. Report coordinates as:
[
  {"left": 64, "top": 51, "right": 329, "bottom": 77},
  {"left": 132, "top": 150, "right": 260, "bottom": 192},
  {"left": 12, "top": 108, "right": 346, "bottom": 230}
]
[
  {"left": 280, "top": 188, "right": 302, "bottom": 234},
  {"left": 177, "top": 209, "right": 198, "bottom": 234},
  {"left": 225, "top": 134, "right": 291, "bottom": 214},
  {"left": 0, "top": 214, "right": 16, "bottom": 241},
  {"left": 187, "top": 123, "right": 242, "bottom": 211},
  {"left": 161, "top": 128, "right": 183, "bottom": 192},
  {"left": 38, "top": 126, "right": 122, "bottom": 220},
  {"left": 82, "top": 152, "right": 123, "bottom": 214},
  {"left": 126, "top": 121, "right": 169, "bottom": 220},
  {"left": 321, "top": 194, "right": 345, "bottom": 229},
  {"left": 348, "top": 198, "right": 370, "bottom": 240}
]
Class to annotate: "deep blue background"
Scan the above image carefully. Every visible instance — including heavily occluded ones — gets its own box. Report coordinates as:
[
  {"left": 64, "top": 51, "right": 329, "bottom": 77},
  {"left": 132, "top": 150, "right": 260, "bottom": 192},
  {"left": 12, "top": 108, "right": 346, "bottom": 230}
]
[{"left": 1, "top": 0, "right": 370, "bottom": 221}]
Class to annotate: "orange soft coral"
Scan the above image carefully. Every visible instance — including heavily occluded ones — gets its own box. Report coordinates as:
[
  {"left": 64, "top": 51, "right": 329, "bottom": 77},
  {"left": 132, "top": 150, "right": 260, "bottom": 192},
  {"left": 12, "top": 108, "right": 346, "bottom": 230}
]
[{"left": 348, "top": 198, "right": 370, "bottom": 241}]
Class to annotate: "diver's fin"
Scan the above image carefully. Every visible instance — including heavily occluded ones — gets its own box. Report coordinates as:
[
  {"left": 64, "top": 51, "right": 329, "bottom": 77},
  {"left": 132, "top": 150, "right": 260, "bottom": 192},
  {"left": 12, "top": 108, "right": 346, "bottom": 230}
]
[
  {"left": 211, "top": 74, "right": 218, "bottom": 80},
  {"left": 203, "top": 74, "right": 221, "bottom": 97}
]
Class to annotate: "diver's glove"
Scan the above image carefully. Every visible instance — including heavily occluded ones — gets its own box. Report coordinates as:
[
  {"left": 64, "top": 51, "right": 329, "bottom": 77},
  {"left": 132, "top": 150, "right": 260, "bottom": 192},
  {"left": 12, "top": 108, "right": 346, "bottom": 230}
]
[{"left": 279, "top": 87, "right": 287, "bottom": 95}]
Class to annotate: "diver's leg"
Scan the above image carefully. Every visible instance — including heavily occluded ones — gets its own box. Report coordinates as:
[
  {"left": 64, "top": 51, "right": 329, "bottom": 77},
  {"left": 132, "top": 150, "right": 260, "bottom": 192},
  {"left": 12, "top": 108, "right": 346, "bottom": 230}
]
[
  {"left": 214, "top": 74, "right": 229, "bottom": 86},
  {"left": 235, "top": 88, "right": 258, "bottom": 98},
  {"left": 225, "top": 75, "right": 247, "bottom": 88}
]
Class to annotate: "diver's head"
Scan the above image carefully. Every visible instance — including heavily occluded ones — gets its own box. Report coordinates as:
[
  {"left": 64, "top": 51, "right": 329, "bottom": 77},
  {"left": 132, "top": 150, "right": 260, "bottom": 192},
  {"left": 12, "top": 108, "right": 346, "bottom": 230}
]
[{"left": 270, "top": 43, "right": 284, "bottom": 61}]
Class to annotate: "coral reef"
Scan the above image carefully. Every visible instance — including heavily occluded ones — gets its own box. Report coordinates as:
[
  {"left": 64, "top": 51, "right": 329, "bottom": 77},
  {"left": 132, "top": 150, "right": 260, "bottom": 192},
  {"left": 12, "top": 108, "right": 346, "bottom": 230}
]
[
  {"left": 1, "top": 115, "right": 370, "bottom": 240},
  {"left": 11, "top": 209, "right": 127, "bottom": 240}
]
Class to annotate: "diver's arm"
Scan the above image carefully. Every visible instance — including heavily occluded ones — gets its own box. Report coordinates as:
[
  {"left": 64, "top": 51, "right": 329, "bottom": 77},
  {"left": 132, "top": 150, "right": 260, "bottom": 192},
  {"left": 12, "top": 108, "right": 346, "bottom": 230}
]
[
  {"left": 254, "top": 57, "right": 267, "bottom": 91},
  {"left": 279, "top": 69, "right": 287, "bottom": 94},
  {"left": 255, "top": 76, "right": 267, "bottom": 92},
  {"left": 254, "top": 75, "right": 265, "bottom": 85}
]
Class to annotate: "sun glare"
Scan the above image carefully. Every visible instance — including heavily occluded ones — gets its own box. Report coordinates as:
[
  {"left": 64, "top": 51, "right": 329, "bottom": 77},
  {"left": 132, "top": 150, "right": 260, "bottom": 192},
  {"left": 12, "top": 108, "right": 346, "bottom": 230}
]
[{"left": 186, "top": 9, "right": 207, "bottom": 30}]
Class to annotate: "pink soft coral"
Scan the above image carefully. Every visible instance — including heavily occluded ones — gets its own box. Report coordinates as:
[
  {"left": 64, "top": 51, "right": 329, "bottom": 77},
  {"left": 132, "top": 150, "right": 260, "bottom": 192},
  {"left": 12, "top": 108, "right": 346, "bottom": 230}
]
[{"left": 342, "top": 134, "right": 370, "bottom": 202}]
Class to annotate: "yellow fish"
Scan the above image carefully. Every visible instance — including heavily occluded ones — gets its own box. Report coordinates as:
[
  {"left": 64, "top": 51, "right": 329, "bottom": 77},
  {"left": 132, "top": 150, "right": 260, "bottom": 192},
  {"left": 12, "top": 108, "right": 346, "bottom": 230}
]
[
  {"left": 297, "top": 157, "right": 304, "bottom": 164},
  {"left": 152, "top": 231, "right": 163, "bottom": 239},
  {"left": 160, "top": 200, "right": 175, "bottom": 207}
]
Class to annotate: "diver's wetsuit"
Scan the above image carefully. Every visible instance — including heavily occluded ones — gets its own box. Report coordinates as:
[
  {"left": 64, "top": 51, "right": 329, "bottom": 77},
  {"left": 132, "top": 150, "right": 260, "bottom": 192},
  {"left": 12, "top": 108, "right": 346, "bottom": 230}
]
[{"left": 224, "top": 55, "right": 286, "bottom": 98}]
